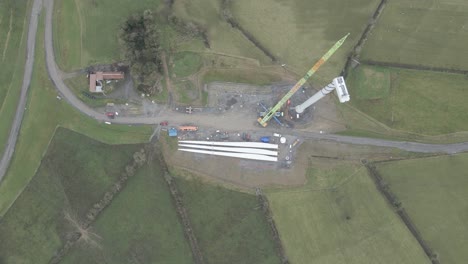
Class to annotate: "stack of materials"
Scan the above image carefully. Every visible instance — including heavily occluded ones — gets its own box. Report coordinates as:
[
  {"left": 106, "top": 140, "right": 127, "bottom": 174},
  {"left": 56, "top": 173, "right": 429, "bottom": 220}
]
[{"left": 178, "top": 141, "right": 278, "bottom": 162}]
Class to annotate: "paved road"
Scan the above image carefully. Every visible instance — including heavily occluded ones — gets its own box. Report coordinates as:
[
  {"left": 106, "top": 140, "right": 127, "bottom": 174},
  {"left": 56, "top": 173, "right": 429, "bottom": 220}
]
[
  {"left": 0, "top": 0, "right": 43, "bottom": 183},
  {"left": 2, "top": 0, "right": 468, "bottom": 184}
]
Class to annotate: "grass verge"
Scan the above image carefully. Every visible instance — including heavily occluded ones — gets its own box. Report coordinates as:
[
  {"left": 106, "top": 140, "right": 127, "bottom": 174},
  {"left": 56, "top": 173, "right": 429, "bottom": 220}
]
[{"left": 0, "top": 0, "right": 31, "bottom": 155}]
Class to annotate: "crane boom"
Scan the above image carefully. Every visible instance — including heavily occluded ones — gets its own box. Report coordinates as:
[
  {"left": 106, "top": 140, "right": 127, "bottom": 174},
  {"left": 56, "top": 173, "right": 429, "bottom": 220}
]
[{"left": 257, "top": 33, "right": 350, "bottom": 127}]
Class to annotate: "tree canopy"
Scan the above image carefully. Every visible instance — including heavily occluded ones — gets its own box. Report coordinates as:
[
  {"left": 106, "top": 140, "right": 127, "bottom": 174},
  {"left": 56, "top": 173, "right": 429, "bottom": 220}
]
[{"left": 120, "top": 10, "right": 162, "bottom": 94}]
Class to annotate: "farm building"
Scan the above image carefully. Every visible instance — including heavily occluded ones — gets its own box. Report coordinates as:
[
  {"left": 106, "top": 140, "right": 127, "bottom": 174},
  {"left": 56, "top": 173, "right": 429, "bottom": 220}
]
[{"left": 89, "top": 71, "right": 125, "bottom": 93}]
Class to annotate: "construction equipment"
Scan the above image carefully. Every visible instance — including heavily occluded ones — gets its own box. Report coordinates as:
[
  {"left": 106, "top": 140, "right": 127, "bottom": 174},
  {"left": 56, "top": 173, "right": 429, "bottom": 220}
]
[
  {"left": 257, "top": 33, "right": 350, "bottom": 127},
  {"left": 259, "top": 102, "right": 282, "bottom": 126},
  {"left": 179, "top": 126, "right": 198, "bottom": 132}
]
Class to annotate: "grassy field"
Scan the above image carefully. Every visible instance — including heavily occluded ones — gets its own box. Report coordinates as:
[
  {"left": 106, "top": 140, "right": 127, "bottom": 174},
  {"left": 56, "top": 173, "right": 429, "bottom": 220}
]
[
  {"left": 53, "top": 0, "right": 165, "bottom": 71},
  {"left": 266, "top": 162, "right": 430, "bottom": 264},
  {"left": 61, "top": 155, "right": 193, "bottom": 264},
  {"left": 231, "top": 0, "right": 380, "bottom": 86},
  {"left": 173, "top": 0, "right": 271, "bottom": 64},
  {"left": 172, "top": 51, "right": 203, "bottom": 78},
  {"left": 347, "top": 65, "right": 391, "bottom": 100},
  {"left": 362, "top": 0, "right": 468, "bottom": 70},
  {"left": 175, "top": 80, "right": 197, "bottom": 105},
  {"left": 377, "top": 154, "right": 468, "bottom": 264},
  {"left": 0, "top": 0, "right": 31, "bottom": 155},
  {"left": 0, "top": 128, "right": 141, "bottom": 263},
  {"left": 176, "top": 176, "right": 281, "bottom": 264},
  {"left": 203, "top": 68, "right": 282, "bottom": 86},
  {"left": 0, "top": 13, "right": 153, "bottom": 217},
  {"left": 345, "top": 65, "right": 468, "bottom": 135}
]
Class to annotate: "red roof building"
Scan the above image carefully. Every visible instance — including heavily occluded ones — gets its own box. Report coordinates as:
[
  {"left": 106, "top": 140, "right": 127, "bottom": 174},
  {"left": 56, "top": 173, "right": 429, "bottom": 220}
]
[{"left": 89, "top": 71, "right": 124, "bottom": 93}]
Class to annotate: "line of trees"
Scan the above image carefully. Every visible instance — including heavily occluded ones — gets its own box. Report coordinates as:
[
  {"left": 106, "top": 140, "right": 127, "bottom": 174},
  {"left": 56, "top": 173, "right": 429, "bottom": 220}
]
[
  {"left": 119, "top": 9, "right": 210, "bottom": 95},
  {"left": 120, "top": 10, "right": 163, "bottom": 95}
]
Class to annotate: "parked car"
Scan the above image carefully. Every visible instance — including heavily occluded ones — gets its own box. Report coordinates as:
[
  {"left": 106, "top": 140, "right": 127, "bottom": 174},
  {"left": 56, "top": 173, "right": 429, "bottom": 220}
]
[
  {"left": 160, "top": 121, "right": 169, "bottom": 126},
  {"left": 106, "top": 112, "right": 115, "bottom": 119}
]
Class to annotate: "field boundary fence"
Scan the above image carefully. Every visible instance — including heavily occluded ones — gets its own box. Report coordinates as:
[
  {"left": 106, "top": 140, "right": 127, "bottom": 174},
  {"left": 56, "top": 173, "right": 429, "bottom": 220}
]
[
  {"left": 221, "top": 0, "right": 277, "bottom": 62},
  {"left": 365, "top": 164, "right": 441, "bottom": 264},
  {"left": 256, "top": 188, "right": 290, "bottom": 264},
  {"left": 361, "top": 60, "right": 468, "bottom": 75},
  {"left": 342, "top": 0, "right": 388, "bottom": 78},
  {"left": 49, "top": 146, "right": 151, "bottom": 263},
  {"left": 156, "top": 148, "right": 206, "bottom": 264}
]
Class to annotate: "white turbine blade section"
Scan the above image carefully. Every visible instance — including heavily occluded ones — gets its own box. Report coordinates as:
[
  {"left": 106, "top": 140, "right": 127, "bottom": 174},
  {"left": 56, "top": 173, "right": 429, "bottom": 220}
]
[
  {"left": 179, "top": 144, "right": 278, "bottom": 156},
  {"left": 179, "top": 141, "right": 278, "bottom": 149},
  {"left": 179, "top": 148, "right": 278, "bottom": 162}
]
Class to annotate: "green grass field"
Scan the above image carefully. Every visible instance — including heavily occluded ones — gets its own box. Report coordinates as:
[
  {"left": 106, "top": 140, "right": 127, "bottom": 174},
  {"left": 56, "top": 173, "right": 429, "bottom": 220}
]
[
  {"left": 377, "top": 154, "right": 468, "bottom": 264},
  {"left": 203, "top": 68, "right": 282, "bottom": 86},
  {"left": 0, "top": 13, "right": 152, "bottom": 217},
  {"left": 231, "top": 0, "right": 380, "bottom": 85},
  {"left": 61, "top": 155, "right": 193, "bottom": 264},
  {"left": 173, "top": 0, "right": 271, "bottom": 64},
  {"left": 347, "top": 65, "right": 391, "bottom": 100},
  {"left": 0, "top": 128, "right": 141, "bottom": 263},
  {"left": 346, "top": 65, "right": 468, "bottom": 135},
  {"left": 172, "top": 51, "right": 203, "bottom": 78},
  {"left": 0, "top": 0, "right": 31, "bottom": 155},
  {"left": 176, "top": 177, "right": 281, "bottom": 264},
  {"left": 362, "top": 0, "right": 468, "bottom": 70},
  {"left": 267, "top": 162, "right": 430, "bottom": 264},
  {"left": 175, "top": 80, "right": 197, "bottom": 104},
  {"left": 53, "top": 0, "right": 165, "bottom": 71}
]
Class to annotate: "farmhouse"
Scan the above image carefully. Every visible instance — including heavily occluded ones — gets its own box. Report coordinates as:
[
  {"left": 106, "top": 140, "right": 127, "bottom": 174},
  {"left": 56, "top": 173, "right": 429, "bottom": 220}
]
[{"left": 89, "top": 71, "right": 124, "bottom": 93}]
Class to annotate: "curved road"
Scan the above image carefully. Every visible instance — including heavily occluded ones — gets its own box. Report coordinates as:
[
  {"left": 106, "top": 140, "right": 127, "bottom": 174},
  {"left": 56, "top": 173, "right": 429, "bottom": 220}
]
[
  {"left": 43, "top": 0, "right": 468, "bottom": 154},
  {"left": 2, "top": 0, "right": 468, "bottom": 183},
  {"left": 0, "top": 0, "right": 42, "bottom": 182}
]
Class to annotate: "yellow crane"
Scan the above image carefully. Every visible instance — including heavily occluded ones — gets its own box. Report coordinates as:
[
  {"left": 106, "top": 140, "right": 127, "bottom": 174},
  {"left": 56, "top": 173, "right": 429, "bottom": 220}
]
[{"left": 257, "top": 33, "right": 350, "bottom": 127}]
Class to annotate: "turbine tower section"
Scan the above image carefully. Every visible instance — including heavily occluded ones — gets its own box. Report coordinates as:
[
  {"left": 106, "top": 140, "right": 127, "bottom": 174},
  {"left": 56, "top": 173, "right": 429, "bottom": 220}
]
[
  {"left": 257, "top": 33, "right": 350, "bottom": 127},
  {"left": 295, "top": 76, "right": 350, "bottom": 114}
]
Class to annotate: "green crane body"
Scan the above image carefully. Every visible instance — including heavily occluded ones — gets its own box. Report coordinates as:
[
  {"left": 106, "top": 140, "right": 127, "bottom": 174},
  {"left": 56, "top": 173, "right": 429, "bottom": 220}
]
[{"left": 257, "top": 33, "right": 350, "bottom": 127}]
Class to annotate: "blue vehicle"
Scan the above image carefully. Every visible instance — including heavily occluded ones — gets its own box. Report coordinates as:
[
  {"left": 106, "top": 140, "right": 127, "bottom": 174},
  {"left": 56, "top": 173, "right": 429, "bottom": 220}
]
[{"left": 260, "top": 136, "right": 270, "bottom": 143}]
